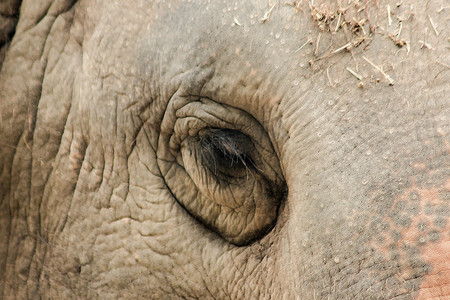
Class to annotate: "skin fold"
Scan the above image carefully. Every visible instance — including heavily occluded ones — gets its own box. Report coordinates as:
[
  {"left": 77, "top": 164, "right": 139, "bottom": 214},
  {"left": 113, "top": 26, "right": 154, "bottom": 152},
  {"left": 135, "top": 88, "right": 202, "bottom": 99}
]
[{"left": 0, "top": 0, "right": 448, "bottom": 299}]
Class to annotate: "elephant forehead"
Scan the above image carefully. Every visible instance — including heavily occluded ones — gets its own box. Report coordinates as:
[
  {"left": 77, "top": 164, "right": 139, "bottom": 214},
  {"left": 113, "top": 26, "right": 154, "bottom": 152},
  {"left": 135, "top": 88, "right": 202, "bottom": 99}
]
[
  {"left": 129, "top": 1, "right": 446, "bottom": 124},
  {"left": 82, "top": 1, "right": 448, "bottom": 115}
]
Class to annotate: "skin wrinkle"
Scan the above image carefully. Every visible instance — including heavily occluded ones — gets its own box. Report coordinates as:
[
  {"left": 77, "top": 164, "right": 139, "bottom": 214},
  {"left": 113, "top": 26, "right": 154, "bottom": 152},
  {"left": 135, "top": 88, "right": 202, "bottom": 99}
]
[
  {"left": 46, "top": 128, "right": 86, "bottom": 236},
  {"left": 27, "top": 25, "right": 62, "bottom": 288},
  {"left": 2, "top": 0, "right": 79, "bottom": 296},
  {"left": 38, "top": 132, "right": 86, "bottom": 293}
]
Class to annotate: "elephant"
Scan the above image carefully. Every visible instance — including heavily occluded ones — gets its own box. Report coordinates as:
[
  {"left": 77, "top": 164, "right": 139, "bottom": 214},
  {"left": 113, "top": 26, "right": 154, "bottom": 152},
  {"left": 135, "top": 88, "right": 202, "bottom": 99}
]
[{"left": 0, "top": 0, "right": 449, "bottom": 298}]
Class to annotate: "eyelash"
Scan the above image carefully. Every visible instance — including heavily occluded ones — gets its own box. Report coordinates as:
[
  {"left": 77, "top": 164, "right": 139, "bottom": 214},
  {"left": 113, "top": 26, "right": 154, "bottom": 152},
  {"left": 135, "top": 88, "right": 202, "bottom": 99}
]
[{"left": 198, "top": 129, "right": 257, "bottom": 176}]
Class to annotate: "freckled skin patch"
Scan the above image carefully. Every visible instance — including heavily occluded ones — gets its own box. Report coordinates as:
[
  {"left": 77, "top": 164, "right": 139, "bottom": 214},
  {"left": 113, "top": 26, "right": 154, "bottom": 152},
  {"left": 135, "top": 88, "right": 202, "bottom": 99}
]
[{"left": 371, "top": 178, "right": 450, "bottom": 299}]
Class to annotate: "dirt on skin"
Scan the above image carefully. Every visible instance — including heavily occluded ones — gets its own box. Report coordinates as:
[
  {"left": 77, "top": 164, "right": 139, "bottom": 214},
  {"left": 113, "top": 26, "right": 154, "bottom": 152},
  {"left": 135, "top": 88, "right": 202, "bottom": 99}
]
[
  {"left": 298, "top": 0, "right": 412, "bottom": 51},
  {"left": 279, "top": 0, "right": 447, "bottom": 88}
]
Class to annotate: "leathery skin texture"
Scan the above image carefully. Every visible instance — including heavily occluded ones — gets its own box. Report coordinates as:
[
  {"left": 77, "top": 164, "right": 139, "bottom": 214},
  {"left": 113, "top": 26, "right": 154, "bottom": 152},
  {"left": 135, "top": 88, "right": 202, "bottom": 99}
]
[{"left": 0, "top": 0, "right": 448, "bottom": 299}]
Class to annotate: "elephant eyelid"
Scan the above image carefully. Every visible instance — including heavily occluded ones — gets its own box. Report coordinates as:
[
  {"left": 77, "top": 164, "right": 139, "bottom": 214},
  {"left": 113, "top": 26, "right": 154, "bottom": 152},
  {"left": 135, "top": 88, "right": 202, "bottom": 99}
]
[{"left": 158, "top": 98, "right": 285, "bottom": 244}]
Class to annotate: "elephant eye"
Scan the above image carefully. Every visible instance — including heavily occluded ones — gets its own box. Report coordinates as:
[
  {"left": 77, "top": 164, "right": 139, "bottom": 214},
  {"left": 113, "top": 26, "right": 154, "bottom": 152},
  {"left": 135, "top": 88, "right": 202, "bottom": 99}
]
[
  {"left": 157, "top": 97, "right": 286, "bottom": 246},
  {"left": 198, "top": 129, "right": 257, "bottom": 178}
]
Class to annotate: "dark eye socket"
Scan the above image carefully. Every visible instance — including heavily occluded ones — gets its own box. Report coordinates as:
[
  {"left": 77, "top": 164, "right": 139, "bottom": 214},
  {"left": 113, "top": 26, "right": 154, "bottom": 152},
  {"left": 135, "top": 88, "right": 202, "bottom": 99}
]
[{"left": 199, "top": 128, "right": 257, "bottom": 177}]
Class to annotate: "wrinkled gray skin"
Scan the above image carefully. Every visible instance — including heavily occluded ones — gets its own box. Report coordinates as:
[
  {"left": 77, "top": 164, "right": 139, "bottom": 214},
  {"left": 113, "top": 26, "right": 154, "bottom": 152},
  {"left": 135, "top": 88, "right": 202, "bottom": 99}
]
[{"left": 1, "top": 0, "right": 449, "bottom": 299}]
